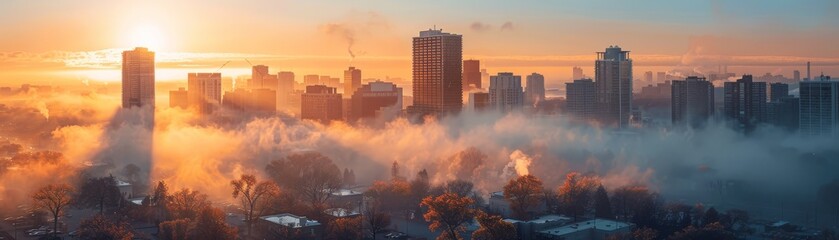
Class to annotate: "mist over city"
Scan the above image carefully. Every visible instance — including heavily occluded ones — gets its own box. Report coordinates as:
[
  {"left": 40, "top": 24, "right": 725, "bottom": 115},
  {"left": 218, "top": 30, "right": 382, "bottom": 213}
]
[{"left": 1, "top": 1, "right": 838, "bottom": 240}]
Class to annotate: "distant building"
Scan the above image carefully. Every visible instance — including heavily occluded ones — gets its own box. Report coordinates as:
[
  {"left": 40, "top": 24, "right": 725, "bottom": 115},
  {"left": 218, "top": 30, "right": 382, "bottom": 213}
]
[
  {"left": 767, "top": 96, "right": 800, "bottom": 131},
  {"left": 222, "top": 89, "right": 250, "bottom": 111},
  {"left": 277, "top": 71, "right": 295, "bottom": 107},
  {"left": 794, "top": 70, "right": 801, "bottom": 82},
  {"left": 301, "top": 85, "right": 342, "bottom": 123},
  {"left": 468, "top": 92, "right": 490, "bottom": 111},
  {"left": 566, "top": 79, "right": 597, "bottom": 121},
  {"left": 769, "top": 82, "right": 790, "bottom": 102},
  {"left": 638, "top": 81, "right": 671, "bottom": 100},
  {"left": 257, "top": 214, "right": 322, "bottom": 240},
  {"left": 489, "top": 72, "right": 524, "bottom": 112},
  {"left": 524, "top": 73, "right": 546, "bottom": 106},
  {"left": 251, "top": 65, "right": 269, "bottom": 89},
  {"left": 221, "top": 88, "right": 276, "bottom": 113},
  {"left": 644, "top": 71, "right": 653, "bottom": 83},
  {"left": 252, "top": 88, "right": 277, "bottom": 112},
  {"left": 799, "top": 75, "right": 839, "bottom": 136},
  {"left": 343, "top": 67, "right": 362, "bottom": 97},
  {"left": 349, "top": 81, "right": 403, "bottom": 121},
  {"left": 303, "top": 75, "right": 320, "bottom": 86},
  {"left": 408, "top": 29, "right": 463, "bottom": 117},
  {"left": 169, "top": 88, "right": 188, "bottom": 109},
  {"left": 536, "top": 219, "right": 634, "bottom": 240},
  {"left": 723, "top": 75, "right": 767, "bottom": 132},
  {"left": 122, "top": 47, "right": 155, "bottom": 108},
  {"left": 463, "top": 59, "right": 481, "bottom": 89},
  {"left": 572, "top": 66, "right": 584, "bottom": 80},
  {"left": 187, "top": 73, "right": 222, "bottom": 114},
  {"left": 671, "top": 76, "right": 714, "bottom": 127},
  {"left": 595, "top": 46, "right": 633, "bottom": 128},
  {"left": 656, "top": 72, "right": 666, "bottom": 82}
]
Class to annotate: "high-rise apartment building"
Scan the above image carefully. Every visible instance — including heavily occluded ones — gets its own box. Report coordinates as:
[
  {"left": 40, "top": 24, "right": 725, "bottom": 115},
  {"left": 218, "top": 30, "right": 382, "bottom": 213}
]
[
  {"left": 122, "top": 47, "right": 155, "bottom": 108},
  {"left": 723, "top": 75, "right": 767, "bottom": 132},
  {"left": 408, "top": 29, "right": 463, "bottom": 117},
  {"left": 463, "top": 59, "right": 481, "bottom": 89},
  {"left": 671, "top": 76, "right": 714, "bottom": 127},
  {"left": 187, "top": 73, "right": 222, "bottom": 114},
  {"left": 489, "top": 72, "right": 524, "bottom": 112},
  {"left": 344, "top": 67, "right": 362, "bottom": 97},
  {"left": 799, "top": 75, "right": 839, "bottom": 136},
  {"left": 565, "top": 79, "right": 597, "bottom": 121},
  {"left": 595, "top": 46, "right": 633, "bottom": 128},
  {"left": 524, "top": 73, "right": 545, "bottom": 106}
]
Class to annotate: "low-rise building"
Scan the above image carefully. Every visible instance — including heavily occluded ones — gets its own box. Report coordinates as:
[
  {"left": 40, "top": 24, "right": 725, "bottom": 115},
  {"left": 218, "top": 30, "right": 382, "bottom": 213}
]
[
  {"left": 257, "top": 213, "right": 322, "bottom": 239},
  {"left": 536, "top": 219, "right": 633, "bottom": 240}
]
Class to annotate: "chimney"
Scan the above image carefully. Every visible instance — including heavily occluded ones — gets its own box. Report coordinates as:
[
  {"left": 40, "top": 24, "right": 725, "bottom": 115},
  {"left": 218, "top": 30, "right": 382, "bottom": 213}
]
[{"left": 299, "top": 217, "right": 307, "bottom": 227}]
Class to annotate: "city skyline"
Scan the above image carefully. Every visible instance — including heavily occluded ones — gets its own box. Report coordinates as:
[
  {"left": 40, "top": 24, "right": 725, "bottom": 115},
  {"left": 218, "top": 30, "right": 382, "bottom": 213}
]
[{"left": 1, "top": 1, "right": 838, "bottom": 87}]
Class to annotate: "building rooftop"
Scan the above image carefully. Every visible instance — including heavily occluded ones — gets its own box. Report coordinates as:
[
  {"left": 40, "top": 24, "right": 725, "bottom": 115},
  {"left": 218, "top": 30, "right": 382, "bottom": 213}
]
[
  {"left": 260, "top": 213, "right": 321, "bottom": 228},
  {"left": 418, "top": 29, "right": 460, "bottom": 37},
  {"left": 331, "top": 189, "right": 363, "bottom": 197},
  {"left": 324, "top": 208, "right": 360, "bottom": 218},
  {"left": 504, "top": 214, "right": 571, "bottom": 224},
  {"left": 538, "top": 219, "right": 633, "bottom": 236}
]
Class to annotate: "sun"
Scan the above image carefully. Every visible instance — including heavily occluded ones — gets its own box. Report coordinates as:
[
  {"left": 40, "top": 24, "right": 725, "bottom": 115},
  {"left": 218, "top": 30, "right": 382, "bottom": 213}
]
[{"left": 128, "top": 25, "right": 167, "bottom": 51}]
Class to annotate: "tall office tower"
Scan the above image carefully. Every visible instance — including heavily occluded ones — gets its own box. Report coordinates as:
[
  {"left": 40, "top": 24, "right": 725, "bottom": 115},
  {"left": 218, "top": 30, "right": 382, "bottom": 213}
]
[
  {"left": 656, "top": 72, "right": 666, "bottom": 82},
  {"left": 468, "top": 92, "right": 490, "bottom": 111},
  {"left": 409, "top": 29, "right": 463, "bottom": 117},
  {"left": 169, "top": 87, "right": 188, "bottom": 109},
  {"left": 524, "top": 73, "right": 545, "bottom": 106},
  {"left": 301, "top": 85, "right": 343, "bottom": 123},
  {"left": 349, "top": 81, "right": 403, "bottom": 121},
  {"left": 769, "top": 82, "right": 790, "bottom": 102},
  {"left": 595, "top": 46, "right": 633, "bottom": 128},
  {"left": 799, "top": 75, "right": 839, "bottom": 136},
  {"left": 671, "top": 76, "right": 714, "bottom": 127},
  {"left": 187, "top": 73, "right": 222, "bottom": 114},
  {"left": 565, "top": 78, "right": 597, "bottom": 121},
  {"left": 344, "top": 67, "right": 362, "bottom": 97},
  {"left": 251, "top": 65, "right": 269, "bottom": 89},
  {"left": 488, "top": 72, "right": 524, "bottom": 111},
  {"left": 304, "top": 75, "right": 320, "bottom": 86},
  {"left": 572, "top": 66, "right": 584, "bottom": 80},
  {"left": 644, "top": 71, "right": 653, "bottom": 83},
  {"left": 723, "top": 75, "right": 767, "bottom": 132},
  {"left": 793, "top": 70, "right": 801, "bottom": 82},
  {"left": 122, "top": 47, "right": 155, "bottom": 108},
  {"left": 277, "top": 71, "right": 295, "bottom": 106},
  {"left": 463, "top": 59, "right": 481, "bottom": 89}
]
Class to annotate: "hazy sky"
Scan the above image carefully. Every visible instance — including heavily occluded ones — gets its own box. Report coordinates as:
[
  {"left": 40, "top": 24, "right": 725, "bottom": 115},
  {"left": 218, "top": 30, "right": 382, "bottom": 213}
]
[{"left": 1, "top": 0, "right": 838, "bottom": 86}]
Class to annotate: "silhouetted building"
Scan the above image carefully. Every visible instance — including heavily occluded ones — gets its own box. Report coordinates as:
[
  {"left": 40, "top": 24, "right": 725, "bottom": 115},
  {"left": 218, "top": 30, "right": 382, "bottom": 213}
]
[
  {"left": 489, "top": 72, "right": 524, "bottom": 112},
  {"left": 767, "top": 96, "right": 799, "bottom": 131},
  {"left": 321, "top": 76, "right": 341, "bottom": 89},
  {"left": 595, "top": 46, "right": 633, "bottom": 128},
  {"left": 566, "top": 79, "right": 597, "bottom": 121},
  {"left": 188, "top": 73, "right": 222, "bottom": 114},
  {"left": 221, "top": 88, "right": 275, "bottom": 113},
  {"left": 724, "top": 75, "right": 767, "bottom": 132},
  {"left": 644, "top": 71, "right": 653, "bottom": 84},
  {"left": 344, "top": 67, "right": 362, "bottom": 97},
  {"left": 799, "top": 75, "right": 839, "bottom": 136},
  {"left": 122, "top": 47, "right": 155, "bottom": 108},
  {"left": 770, "top": 82, "right": 790, "bottom": 102},
  {"left": 572, "top": 66, "right": 584, "bottom": 80},
  {"left": 408, "top": 29, "right": 463, "bottom": 117},
  {"left": 671, "top": 76, "right": 714, "bottom": 127},
  {"left": 463, "top": 59, "right": 481, "bottom": 89},
  {"left": 169, "top": 87, "right": 188, "bottom": 109},
  {"left": 794, "top": 70, "right": 801, "bottom": 82},
  {"left": 638, "top": 81, "right": 671, "bottom": 99},
  {"left": 525, "top": 73, "right": 545, "bottom": 106},
  {"left": 468, "top": 92, "right": 490, "bottom": 111},
  {"left": 301, "top": 85, "right": 342, "bottom": 123},
  {"left": 656, "top": 72, "right": 666, "bottom": 82},
  {"left": 349, "top": 81, "right": 402, "bottom": 121}
]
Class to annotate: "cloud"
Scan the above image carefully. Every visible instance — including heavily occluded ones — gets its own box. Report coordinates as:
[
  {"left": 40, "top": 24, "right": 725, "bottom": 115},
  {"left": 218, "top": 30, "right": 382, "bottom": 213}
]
[
  {"left": 470, "top": 22, "right": 492, "bottom": 32},
  {"left": 500, "top": 21, "right": 515, "bottom": 31}
]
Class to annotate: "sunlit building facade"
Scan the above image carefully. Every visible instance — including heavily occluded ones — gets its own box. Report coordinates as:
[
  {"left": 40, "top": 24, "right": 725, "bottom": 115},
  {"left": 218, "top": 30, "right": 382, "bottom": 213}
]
[
  {"left": 301, "top": 85, "right": 342, "bottom": 123},
  {"left": 122, "top": 47, "right": 155, "bottom": 108},
  {"left": 594, "top": 46, "right": 632, "bottom": 128},
  {"left": 187, "top": 73, "right": 222, "bottom": 114},
  {"left": 408, "top": 29, "right": 463, "bottom": 117},
  {"left": 489, "top": 72, "right": 524, "bottom": 112}
]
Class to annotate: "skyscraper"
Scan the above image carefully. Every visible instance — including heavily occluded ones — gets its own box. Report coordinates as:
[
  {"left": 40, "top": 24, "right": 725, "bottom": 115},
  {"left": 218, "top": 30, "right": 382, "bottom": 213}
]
[
  {"left": 344, "top": 67, "right": 362, "bottom": 97},
  {"left": 122, "top": 47, "right": 155, "bottom": 108},
  {"left": 350, "top": 81, "right": 403, "bottom": 121},
  {"left": 463, "top": 59, "right": 481, "bottom": 89},
  {"left": 723, "top": 75, "right": 767, "bottom": 132},
  {"left": 572, "top": 66, "right": 584, "bottom": 80},
  {"left": 409, "top": 29, "right": 463, "bottom": 117},
  {"left": 769, "top": 82, "right": 790, "bottom": 102},
  {"left": 566, "top": 79, "right": 597, "bottom": 121},
  {"left": 187, "top": 73, "right": 222, "bottom": 114},
  {"left": 524, "top": 73, "right": 545, "bottom": 106},
  {"left": 595, "top": 46, "right": 633, "bottom": 128},
  {"left": 489, "top": 72, "right": 524, "bottom": 112},
  {"left": 671, "top": 76, "right": 714, "bottom": 127},
  {"left": 799, "top": 75, "right": 839, "bottom": 136},
  {"left": 301, "top": 85, "right": 343, "bottom": 123},
  {"left": 251, "top": 65, "right": 269, "bottom": 89}
]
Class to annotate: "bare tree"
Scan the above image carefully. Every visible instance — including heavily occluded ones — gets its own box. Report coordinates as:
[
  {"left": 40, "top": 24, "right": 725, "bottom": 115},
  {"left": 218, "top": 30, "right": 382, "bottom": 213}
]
[
  {"left": 265, "top": 152, "right": 342, "bottom": 216},
  {"left": 231, "top": 174, "right": 279, "bottom": 236},
  {"left": 32, "top": 183, "right": 74, "bottom": 237}
]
